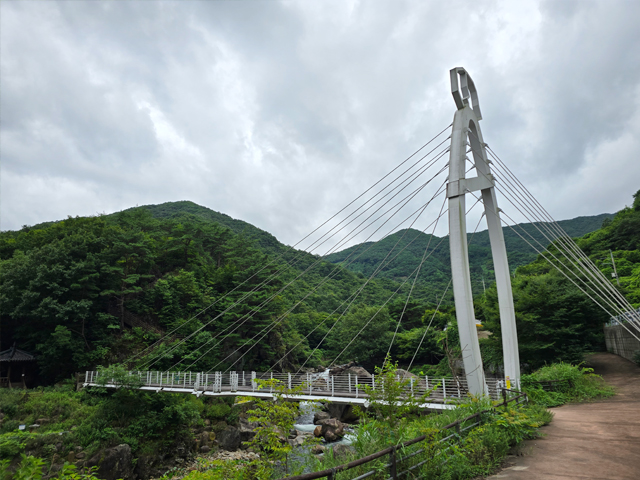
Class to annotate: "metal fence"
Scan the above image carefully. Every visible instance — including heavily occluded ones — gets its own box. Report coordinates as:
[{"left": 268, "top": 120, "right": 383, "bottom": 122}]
[{"left": 84, "top": 370, "right": 506, "bottom": 402}]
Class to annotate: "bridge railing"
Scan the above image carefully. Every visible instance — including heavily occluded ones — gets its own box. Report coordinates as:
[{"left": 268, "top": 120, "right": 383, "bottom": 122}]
[{"left": 84, "top": 370, "right": 505, "bottom": 402}]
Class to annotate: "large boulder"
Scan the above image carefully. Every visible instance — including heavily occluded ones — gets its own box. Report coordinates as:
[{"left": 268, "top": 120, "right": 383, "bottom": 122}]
[
  {"left": 238, "top": 414, "right": 257, "bottom": 443},
  {"left": 314, "top": 418, "right": 345, "bottom": 442},
  {"left": 86, "top": 444, "right": 134, "bottom": 480},
  {"left": 217, "top": 425, "right": 242, "bottom": 451},
  {"left": 327, "top": 404, "right": 359, "bottom": 424},
  {"left": 313, "top": 411, "right": 331, "bottom": 424}
]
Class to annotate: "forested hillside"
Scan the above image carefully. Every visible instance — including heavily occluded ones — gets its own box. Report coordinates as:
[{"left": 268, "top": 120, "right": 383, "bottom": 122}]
[
  {"left": 0, "top": 198, "right": 631, "bottom": 386},
  {"left": 0, "top": 206, "right": 419, "bottom": 383},
  {"left": 325, "top": 213, "right": 613, "bottom": 299},
  {"left": 479, "top": 190, "right": 640, "bottom": 370}
]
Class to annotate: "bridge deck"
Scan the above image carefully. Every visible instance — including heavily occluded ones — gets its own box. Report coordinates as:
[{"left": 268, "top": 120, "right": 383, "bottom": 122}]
[{"left": 83, "top": 370, "right": 505, "bottom": 410}]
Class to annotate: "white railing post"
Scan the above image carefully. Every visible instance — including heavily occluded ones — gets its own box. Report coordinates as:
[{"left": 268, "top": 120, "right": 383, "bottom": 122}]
[
  {"left": 251, "top": 372, "right": 256, "bottom": 392},
  {"left": 411, "top": 378, "right": 414, "bottom": 397},
  {"left": 307, "top": 373, "right": 311, "bottom": 395},
  {"left": 288, "top": 373, "right": 291, "bottom": 390},
  {"left": 348, "top": 373, "right": 351, "bottom": 393},
  {"left": 372, "top": 374, "right": 375, "bottom": 391},
  {"left": 270, "top": 372, "right": 273, "bottom": 394},
  {"left": 331, "top": 375, "right": 334, "bottom": 397},
  {"left": 243, "top": 371, "right": 245, "bottom": 387},
  {"left": 442, "top": 378, "right": 447, "bottom": 399},
  {"left": 355, "top": 375, "right": 358, "bottom": 398}
]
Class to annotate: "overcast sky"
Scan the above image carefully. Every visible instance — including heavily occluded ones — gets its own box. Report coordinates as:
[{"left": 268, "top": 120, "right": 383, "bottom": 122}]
[{"left": 2, "top": 0, "right": 640, "bottom": 249}]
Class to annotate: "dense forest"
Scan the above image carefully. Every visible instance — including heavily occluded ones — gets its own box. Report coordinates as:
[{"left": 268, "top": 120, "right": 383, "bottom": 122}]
[
  {"left": 325, "top": 213, "right": 613, "bottom": 300},
  {"left": 479, "top": 189, "right": 640, "bottom": 369},
  {"left": 0, "top": 195, "right": 635, "bottom": 387}
]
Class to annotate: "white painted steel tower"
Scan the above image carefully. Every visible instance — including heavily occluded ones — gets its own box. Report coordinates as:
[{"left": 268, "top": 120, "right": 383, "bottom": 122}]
[{"left": 447, "top": 67, "right": 521, "bottom": 395}]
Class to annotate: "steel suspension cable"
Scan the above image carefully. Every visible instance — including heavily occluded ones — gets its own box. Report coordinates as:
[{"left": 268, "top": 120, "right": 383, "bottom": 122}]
[
  {"left": 127, "top": 125, "right": 452, "bottom": 365},
  {"left": 141, "top": 151, "right": 451, "bottom": 369},
  {"left": 206, "top": 177, "right": 452, "bottom": 373}
]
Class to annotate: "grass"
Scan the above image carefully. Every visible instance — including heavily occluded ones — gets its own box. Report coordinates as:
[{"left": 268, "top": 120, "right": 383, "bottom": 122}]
[{"left": 521, "top": 362, "right": 615, "bottom": 407}]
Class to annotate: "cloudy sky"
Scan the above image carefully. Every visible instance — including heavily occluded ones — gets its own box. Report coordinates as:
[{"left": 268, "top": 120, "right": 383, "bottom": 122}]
[{"left": 2, "top": 0, "right": 640, "bottom": 248}]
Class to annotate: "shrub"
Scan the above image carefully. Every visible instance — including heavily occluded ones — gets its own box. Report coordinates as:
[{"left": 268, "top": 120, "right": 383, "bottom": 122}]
[{"left": 521, "top": 362, "right": 614, "bottom": 407}]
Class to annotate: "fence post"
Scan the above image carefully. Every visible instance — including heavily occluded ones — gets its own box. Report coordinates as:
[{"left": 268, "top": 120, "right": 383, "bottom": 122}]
[
  {"left": 389, "top": 446, "right": 398, "bottom": 479},
  {"left": 502, "top": 388, "right": 507, "bottom": 410},
  {"left": 251, "top": 372, "right": 256, "bottom": 392},
  {"left": 349, "top": 373, "right": 351, "bottom": 393},
  {"left": 355, "top": 375, "right": 359, "bottom": 398},
  {"left": 442, "top": 378, "right": 447, "bottom": 399},
  {"left": 288, "top": 373, "right": 292, "bottom": 390},
  {"left": 331, "top": 375, "right": 334, "bottom": 397},
  {"left": 411, "top": 377, "right": 414, "bottom": 397}
]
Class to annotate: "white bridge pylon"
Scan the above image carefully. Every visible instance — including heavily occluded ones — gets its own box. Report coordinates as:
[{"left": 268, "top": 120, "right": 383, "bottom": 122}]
[{"left": 447, "top": 67, "right": 520, "bottom": 395}]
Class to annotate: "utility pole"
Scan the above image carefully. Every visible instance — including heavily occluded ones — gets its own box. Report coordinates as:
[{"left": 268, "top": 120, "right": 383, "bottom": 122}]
[{"left": 610, "top": 250, "right": 620, "bottom": 286}]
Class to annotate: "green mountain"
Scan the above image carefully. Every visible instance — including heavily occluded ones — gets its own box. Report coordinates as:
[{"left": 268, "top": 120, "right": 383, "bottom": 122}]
[
  {"left": 480, "top": 190, "right": 640, "bottom": 369},
  {"left": 124, "top": 201, "right": 289, "bottom": 255},
  {"left": 324, "top": 213, "right": 613, "bottom": 298}
]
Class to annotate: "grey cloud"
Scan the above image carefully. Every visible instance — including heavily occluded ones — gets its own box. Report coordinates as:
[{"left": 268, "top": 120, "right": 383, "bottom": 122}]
[{"left": 2, "top": 0, "right": 640, "bottom": 246}]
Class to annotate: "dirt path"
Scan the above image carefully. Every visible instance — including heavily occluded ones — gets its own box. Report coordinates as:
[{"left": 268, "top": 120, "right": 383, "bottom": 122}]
[{"left": 488, "top": 353, "right": 640, "bottom": 480}]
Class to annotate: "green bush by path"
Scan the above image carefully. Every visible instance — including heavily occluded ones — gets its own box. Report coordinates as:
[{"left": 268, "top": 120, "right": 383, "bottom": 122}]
[{"left": 521, "top": 362, "right": 615, "bottom": 407}]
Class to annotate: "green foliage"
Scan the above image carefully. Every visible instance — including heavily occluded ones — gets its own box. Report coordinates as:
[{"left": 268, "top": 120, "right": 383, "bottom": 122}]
[
  {"left": 521, "top": 362, "right": 614, "bottom": 407},
  {"left": 243, "top": 379, "right": 318, "bottom": 476},
  {"left": 356, "top": 356, "right": 436, "bottom": 438},
  {"left": 0, "top": 455, "right": 106, "bottom": 480},
  {"left": 326, "top": 215, "right": 612, "bottom": 300}
]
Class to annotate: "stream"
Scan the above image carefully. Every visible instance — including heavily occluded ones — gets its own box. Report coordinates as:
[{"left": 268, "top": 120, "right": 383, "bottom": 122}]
[{"left": 293, "top": 402, "right": 356, "bottom": 447}]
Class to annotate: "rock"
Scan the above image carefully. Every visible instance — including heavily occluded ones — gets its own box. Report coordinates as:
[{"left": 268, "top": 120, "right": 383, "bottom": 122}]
[
  {"left": 317, "top": 419, "right": 345, "bottom": 442},
  {"left": 55, "top": 442, "right": 63, "bottom": 452},
  {"left": 327, "top": 404, "right": 359, "bottom": 424},
  {"left": 209, "top": 432, "right": 216, "bottom": 442},
  {"left": 332, "top": 443, "right": 356, "bottom": 459},
  {"left": 133, "top": 454, "right": 155, "bottom": 480},
  {"left": 75, "top": 452, "right": 85, "bottom": 460},
  {"left": 204, "top": 419, "right": 211, "bottom": 426},
  {"left": 311, "top": 444, "right": 325, "bottom": 455},
  {"left": 75, "top": 446, "right": 83, "bottom": 452},
  {"left": 238, "top": 414, "right": 257, "bottom": 443},
  {"left": 330, "top": 364, "right": 371, "bottom": 379},
  {"left": 287, "top": 436, "right": 306, "bottom": 448},
  {"left": 86, "top": 444, "right": 134, "bottom": 480},
  {"left": 217, "top": 426, "right": 242, "bottom": 451},
  {"left": 199, "top": 432, "right": 210, "bottom": 447},
  {"left": 200, "top": 445, "right": 211, "bottom": 454},
  {"left": 313, "top": 425, "right": 323, "bottom": 437},
  {"left": 67, "top": 452, "right": 76, "bottom": 463},
  {"left": 36, "top": 418, "right": 50, "bottom": 426},
  {"left": 313, "top": 411, "right": 331, "bottom": 424}
]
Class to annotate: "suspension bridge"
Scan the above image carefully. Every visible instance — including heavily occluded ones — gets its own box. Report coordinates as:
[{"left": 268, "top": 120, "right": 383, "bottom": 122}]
[{"left": 83, "top": 67, "right": 640, "bottom": 408}]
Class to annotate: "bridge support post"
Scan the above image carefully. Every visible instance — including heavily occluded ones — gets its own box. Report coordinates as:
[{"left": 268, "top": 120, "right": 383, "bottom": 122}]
[{"left": 447, "top": 67, "right": 520, "bottom": 394}]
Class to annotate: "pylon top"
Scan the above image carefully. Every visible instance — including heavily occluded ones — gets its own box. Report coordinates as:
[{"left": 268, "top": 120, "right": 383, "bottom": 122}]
[{"left": 450, "top": 67, "right": 482, "bottom": 120}]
